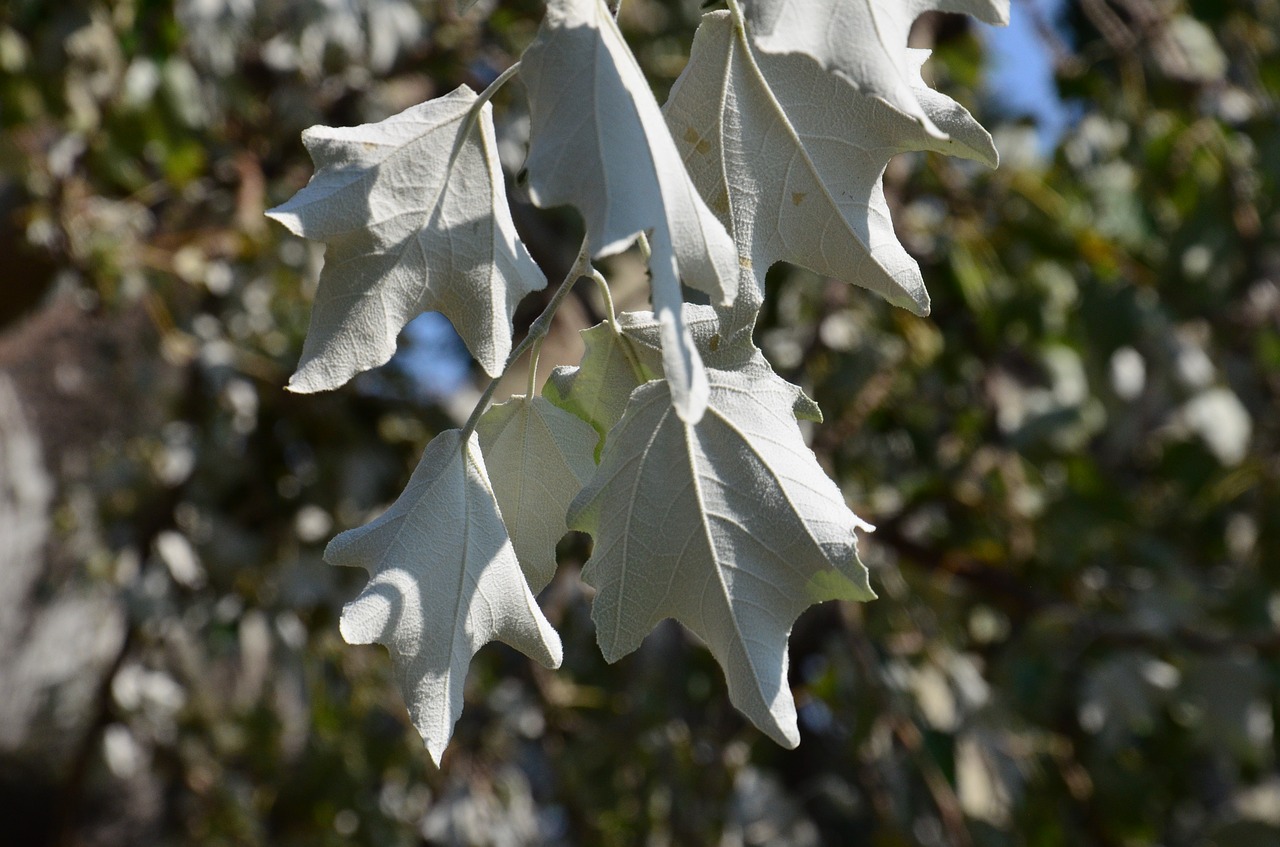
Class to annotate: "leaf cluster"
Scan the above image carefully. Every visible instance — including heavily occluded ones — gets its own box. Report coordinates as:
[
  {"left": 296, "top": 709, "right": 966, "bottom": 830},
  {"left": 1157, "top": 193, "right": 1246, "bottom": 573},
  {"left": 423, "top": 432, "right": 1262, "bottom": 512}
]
[{"left": 268, "top": 0, "right": 1006, "bottom": 762}]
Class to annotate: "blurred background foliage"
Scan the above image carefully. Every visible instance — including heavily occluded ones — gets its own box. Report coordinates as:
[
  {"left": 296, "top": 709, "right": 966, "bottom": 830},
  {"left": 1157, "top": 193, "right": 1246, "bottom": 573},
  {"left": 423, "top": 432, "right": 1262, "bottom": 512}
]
[{"left": 0, "top": 0, "right": 1277, "bottom": 845}]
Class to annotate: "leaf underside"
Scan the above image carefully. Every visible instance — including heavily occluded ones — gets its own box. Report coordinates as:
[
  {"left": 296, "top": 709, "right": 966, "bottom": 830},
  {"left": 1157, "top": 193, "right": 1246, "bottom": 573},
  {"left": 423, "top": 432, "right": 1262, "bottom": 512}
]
[
  {"left": 329, "top": 430, "right": 562, "bottom": 765},
  {"left": 476, "top": 395, "right": 597, "bottom": 592},
  {"left": 543, "top": 322, "right": 658, "bottom": 459},
  {"left": 267, "top": 86, "right": 545, "bottom": 392},
  {"left": 665, "top": 11, "right": 997, "bottom": 317},
  {"left": 569, "top": 363, "right": 875, "bottom": 747},
  {"left": 741, "top": 0, "right": 1010, "bottom": 139}
]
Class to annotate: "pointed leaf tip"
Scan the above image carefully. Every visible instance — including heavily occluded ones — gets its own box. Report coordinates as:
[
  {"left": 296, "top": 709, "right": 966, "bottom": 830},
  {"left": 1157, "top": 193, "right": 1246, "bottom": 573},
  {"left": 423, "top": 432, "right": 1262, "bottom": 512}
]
[
  {"left": 571, "top": 364, "right": 875, "bottom": 745},
  {"left": 267, "top": 86, "right": 545, "bottom": 393},
  {"left": 328, "top": 429, "right": 562, "bottom": 761},
  {"left": 666, "top": 12, "right": 981, "bottom": 314},
  {"left": 741, "top": 0, "right": 1012, "bottom": 124}
]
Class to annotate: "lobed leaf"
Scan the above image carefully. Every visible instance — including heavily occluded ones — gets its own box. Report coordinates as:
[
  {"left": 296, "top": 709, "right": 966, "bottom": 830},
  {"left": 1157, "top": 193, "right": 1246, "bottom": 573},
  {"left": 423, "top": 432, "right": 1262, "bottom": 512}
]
[
  {"left": 267, "top": 86, "right": 545, "bottom": 392},
  {"left": 520, "top": 0, "right": 740, "bottom": 422},
  {"left": 569, "top": 363, "right": 875, "bottom": 747},
  {"left": 328, "top": 430, "right": 563, "bottom": 765},
  {"left": 665, "top": 11, "right": 997, "bottom": 316},
  {"left": 740, "top": 0, "right": 1009, "bottom": 140},
  {"left": 475, "top": 396, "right": 597, "bottom": 591}
]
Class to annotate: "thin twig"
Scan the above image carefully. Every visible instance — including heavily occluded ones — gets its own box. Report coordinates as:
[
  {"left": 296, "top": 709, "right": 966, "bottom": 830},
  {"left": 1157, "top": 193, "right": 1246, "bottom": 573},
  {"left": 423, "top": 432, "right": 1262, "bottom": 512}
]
[
  {"left": 460, "top": 237, "right": 593, "bottom": 442},
  {"left": 589, "top": 269, "right": 650, "bottom": 382},
  {"left": 447, "top": 61, "right": 523, "bottom": 171}
]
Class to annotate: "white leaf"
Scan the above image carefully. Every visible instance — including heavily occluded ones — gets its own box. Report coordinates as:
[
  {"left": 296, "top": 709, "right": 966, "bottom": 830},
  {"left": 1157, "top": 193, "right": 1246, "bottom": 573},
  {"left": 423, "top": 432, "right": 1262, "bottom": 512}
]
[
  {"left": 740, "top": 0, "right": 1009, "bottom": 139},
  {"left": 267, "top": 86, "right": 545, "bottom": 392},
  {"left": 569, "top": 365, "right": 875, "bottom": 747},
  {"left": 329, "top": 429, "right": 562, "bottom": 764},
  {"left": 666, "top": 12, "right": 997, "bottom": 316},
  {"left": 520, "top": 0, "right": 740, "bottom": 422},
  {"left": 475, "top": 396, "right": 598, "bottom": 591}
]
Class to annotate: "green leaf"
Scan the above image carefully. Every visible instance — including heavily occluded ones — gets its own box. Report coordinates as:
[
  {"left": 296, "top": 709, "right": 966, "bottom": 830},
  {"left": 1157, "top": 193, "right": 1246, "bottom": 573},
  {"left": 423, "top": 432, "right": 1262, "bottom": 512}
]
[
  {"left": 543, "top": 322, "right": 657, "bottom": 459},
  {"left": 665, "top": 11, "right": 998, "bottom": 315},
  {"left": 266, "top": 86, "right": 545, "bottom": 391},
  {"left": 520, "top": 0, "right": 740, "bottom": 422},
  {"left": 569, "top": 365, "right": 874, "bottom": 747},
  {"left": 475, "top": 396, "right": 598, "bottom": 591},
  {"left": 328, "top": 430, "right": 563, "bottom": 765}
]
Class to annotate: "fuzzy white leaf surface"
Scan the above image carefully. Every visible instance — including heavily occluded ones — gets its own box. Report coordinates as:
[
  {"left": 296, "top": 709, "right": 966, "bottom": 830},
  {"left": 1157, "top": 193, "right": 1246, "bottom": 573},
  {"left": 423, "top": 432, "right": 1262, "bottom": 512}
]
[
  {"left": 476, "top": 396, "right": 597, "bottom": 591},
  {"left": 267, "top": 86, "right": 545, "bottom": 391},
  {"left": 569, "top": 366, "right": 875, "bottom": 747},
  {"left": 329, "top": 430, "right": 563, "bottom": 765},
  {"left": 741, "top": 0, "right": 1009, "bottom": 139},
  {"left": 666, "top": 12, "right": 997, "bottom": 315},
  {"left": 520, "top": 0, "right": 741, "bottom": 422}
]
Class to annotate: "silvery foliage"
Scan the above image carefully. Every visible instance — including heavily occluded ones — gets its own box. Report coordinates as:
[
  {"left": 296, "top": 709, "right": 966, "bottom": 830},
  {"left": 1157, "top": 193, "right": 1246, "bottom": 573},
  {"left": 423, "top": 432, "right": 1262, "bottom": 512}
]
[{"left": 269, "top": 0, "right": 1006, "bottom": 763}]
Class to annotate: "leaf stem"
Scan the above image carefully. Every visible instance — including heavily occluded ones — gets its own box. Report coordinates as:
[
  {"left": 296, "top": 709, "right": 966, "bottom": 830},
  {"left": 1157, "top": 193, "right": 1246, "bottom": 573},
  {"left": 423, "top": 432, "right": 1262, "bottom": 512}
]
[
  {"left": 590, "top": 269, "right": 650, "bottom": 383},
  {"left": 724, "top": 0, "right": 746, "bottom": 30},
  {"left": 590, "top": 269, "right": 620, "bottom": 330},
  {"left": 635, "top": 231, "right": 652, "bottom": 265},
  {"left": 476, "top": 61, "right": 523, "bottom": 110},
  {"left": 460, "top": 238, "right": 594, "bottom": 444},
  {"left": 449, "top": 62, "right": 524, "bottom": 171}
]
